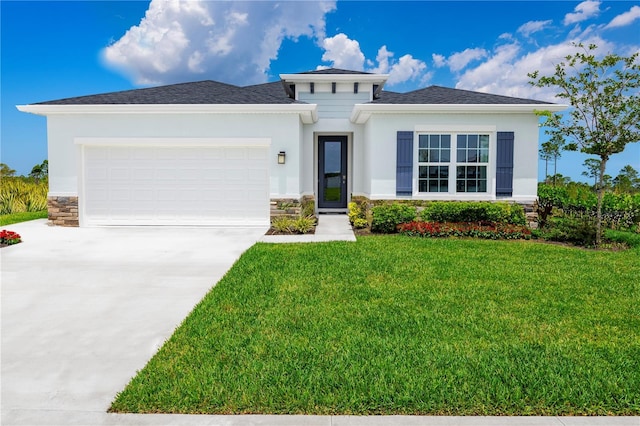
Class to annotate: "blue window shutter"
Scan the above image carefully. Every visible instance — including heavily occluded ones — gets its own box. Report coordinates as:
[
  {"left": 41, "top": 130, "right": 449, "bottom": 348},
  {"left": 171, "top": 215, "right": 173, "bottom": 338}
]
[
  {"left": 496, "top": 132, "right": 514, "bottom": 197},
  {"left": 396, "top": 131, "right": 414, "bottom": 195}
]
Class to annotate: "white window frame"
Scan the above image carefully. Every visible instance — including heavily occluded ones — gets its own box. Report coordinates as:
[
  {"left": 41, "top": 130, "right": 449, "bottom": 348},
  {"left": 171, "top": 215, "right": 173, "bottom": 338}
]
[
  {"left": 455, "top": 134, "right": 490, "bottom": 193},
  {"left": 413, "top": 125, "right": 496, "bottom": 199},
  {"left": 417, "top": 134, "right": 451, "bottom": 193}
]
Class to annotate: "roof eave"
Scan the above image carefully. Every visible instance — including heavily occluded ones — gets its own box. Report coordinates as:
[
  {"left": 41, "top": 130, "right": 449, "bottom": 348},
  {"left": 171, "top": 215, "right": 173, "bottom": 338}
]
[
  {"left": 350, "top": 103, "right": 568, "bottom": 124},
  {"left": 17, "top": 103, "right": 319, "bottom": 123}
]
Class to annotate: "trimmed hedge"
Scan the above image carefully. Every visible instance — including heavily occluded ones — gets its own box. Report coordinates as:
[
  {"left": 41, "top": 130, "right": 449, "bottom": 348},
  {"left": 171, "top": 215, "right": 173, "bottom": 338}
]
[
  {"left": 371, "top": 204, "right": 417, "bottom": 233},
  {"left": 421, "top": 201, "right": 526, "bottom": 225}
]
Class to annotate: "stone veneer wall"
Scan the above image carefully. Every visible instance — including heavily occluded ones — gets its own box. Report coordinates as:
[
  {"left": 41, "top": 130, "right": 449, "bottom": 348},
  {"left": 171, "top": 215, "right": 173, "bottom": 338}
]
[
  {"left": 270, "top": 195, "right": 315, "bottom": 219},
  {"left": 48, "top": 196, "right": 79, "bottom": 227},
  {"left": 270, "top": 198, "right": 302, "bottom": 216}
]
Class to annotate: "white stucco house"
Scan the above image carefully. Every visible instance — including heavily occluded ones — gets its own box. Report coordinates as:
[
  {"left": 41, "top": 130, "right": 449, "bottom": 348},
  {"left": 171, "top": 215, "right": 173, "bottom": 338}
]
[{"left": 18, "top": 68, "right": 565, "bottom": 227}]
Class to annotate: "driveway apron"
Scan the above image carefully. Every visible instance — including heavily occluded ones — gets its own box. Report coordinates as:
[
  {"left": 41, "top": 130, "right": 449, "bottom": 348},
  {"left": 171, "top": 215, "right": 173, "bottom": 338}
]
[{"left": 1, "top": 220, "right": 265, "bottom": 425}]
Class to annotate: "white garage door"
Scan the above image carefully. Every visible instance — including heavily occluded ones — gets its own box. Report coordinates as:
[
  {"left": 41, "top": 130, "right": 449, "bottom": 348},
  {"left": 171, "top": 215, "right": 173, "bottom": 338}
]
[{"left": 82, "top": 145, "right": 269, "bottom": 226}]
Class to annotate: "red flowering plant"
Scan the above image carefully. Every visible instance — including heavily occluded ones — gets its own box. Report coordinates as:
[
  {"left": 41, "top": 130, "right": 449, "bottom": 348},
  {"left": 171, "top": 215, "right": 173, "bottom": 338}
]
[
  {"left": 397, "top": 221, "right": 532, "bottom": 240},
  {"left": 0, "top": 230, "right": 22, "bottom": 246}
]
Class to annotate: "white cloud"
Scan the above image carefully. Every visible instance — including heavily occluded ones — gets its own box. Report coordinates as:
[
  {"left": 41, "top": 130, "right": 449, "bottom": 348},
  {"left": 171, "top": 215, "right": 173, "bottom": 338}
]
[
  {"left": 456, "top": 36, "right": 616, "bottom": 102},
  {"left": 564, "top": 1, "right": 601, "bottom": 25},
  {"left": 517, "top": 20, "right": 553, "bottom": 37},
  {"left": 447, "top": 48, "right": 488, "bottom": 72},
  {"left": 430, "top": 48, "right": 488, "bottom": 73},
  {"left": 386, "top": 54, "right": 428, "bottom": 85},
  {"left": 604, "top": 5, "right": 640, "bottom": 29},
  {"left": 432, "top": 53, "right": 446, "bottom": 68},
  {"left": 455, "top": 43, "right": 521, "bottom": 95},
  {"left": 319, "top": 34, "right": 429, "bottom": 86},
  {"left": 321, "top": 33, "right": 366, "bottom": 70},
  {"left": 371, "top": 45, "right": 393, "bottom": 74},
  {"left": 103, "top": 0, "right": 336, "bottom": 85}
]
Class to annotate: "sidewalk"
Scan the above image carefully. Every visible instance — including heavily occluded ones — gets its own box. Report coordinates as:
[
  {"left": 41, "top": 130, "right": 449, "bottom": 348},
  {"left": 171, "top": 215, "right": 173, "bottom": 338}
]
[
  {"left": 8, "top": 412, "right": 638, "bottom": 425},
  {"left": 260, "top": 213, "right": 356, "bottom": 243}
]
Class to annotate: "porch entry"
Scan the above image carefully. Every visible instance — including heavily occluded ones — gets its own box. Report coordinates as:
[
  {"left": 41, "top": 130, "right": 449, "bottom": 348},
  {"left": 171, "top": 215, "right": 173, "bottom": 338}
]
[{"left": 318, "top": 136, "right": 348, "bottom": 209}]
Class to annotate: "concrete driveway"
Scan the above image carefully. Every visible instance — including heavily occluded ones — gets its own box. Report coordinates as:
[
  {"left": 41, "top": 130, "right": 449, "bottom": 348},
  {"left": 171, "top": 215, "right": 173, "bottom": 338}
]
[{"left": 1, "top": 220, "right": 266, "bottom": 425}]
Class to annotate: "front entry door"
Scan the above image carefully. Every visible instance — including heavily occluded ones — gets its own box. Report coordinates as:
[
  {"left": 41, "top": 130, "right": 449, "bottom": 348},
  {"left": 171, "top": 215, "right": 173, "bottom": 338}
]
[{"left": 318, "top": 136, "right": 348, "bottom": 209}]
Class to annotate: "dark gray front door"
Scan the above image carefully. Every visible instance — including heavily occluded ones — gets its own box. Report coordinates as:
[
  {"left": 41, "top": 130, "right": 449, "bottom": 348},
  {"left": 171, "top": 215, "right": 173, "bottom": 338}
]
[{"left": 318, "top": 136, "right": 347, "bottom": 209}]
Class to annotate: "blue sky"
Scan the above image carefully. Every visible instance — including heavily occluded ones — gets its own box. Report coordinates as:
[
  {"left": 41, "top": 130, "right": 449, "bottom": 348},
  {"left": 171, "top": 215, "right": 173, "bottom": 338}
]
[{"left": 2, "top": 0, "right": 639, "bottom": 181}]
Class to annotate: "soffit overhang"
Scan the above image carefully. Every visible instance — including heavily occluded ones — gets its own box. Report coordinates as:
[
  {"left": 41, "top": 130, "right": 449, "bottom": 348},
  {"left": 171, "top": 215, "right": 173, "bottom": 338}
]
[
  {"left": 17, "top": 103, "right": 319, "bottom": 124},
  {"left": 350, "top": 103, "right": 569, "bottom": 124}
]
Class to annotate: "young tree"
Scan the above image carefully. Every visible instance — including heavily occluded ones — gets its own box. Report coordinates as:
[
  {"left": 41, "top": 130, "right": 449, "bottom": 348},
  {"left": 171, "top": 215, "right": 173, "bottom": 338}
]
[
  {"left": 545, "top": 173, "right": 571, "bottom": 186},
  {"left": 29, "top": 159, "right": 48, "bottom": 183},
  {"left": 613, "top": 165, "right": 640, "bottom": 194},
  {"left": 581, "top": 158, "right": 601, "bottom": 187},
  {"left": 529, "top": 43, "right": 640, "bottom": 246},
  {"left": 539, "top": 138, "right": 564, "bottom": 184},
  {"left": 0, "top": 163, "right": 16, "bottom": 178}
]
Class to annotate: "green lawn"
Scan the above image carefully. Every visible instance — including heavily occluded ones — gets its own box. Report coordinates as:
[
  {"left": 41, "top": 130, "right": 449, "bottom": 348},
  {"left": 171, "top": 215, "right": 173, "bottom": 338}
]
[
  {"left": 0, "top": 210, "right": 47, "bottom": 226},
  {"left": 110, "top": 237, "right": 640, "bottom": 415}
]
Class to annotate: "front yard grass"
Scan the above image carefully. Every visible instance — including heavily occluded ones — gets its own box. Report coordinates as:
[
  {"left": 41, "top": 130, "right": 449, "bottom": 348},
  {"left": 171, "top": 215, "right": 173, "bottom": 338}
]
[
  {"left": 0, "top": 210, "right": 47, "bottom": 226},
  {"left": 110, "top": 237, "right": 640, "bottom": 415}
]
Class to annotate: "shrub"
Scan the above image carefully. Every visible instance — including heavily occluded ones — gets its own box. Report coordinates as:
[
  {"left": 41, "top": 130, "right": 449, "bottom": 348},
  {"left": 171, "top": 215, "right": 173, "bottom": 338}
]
[
  {"left": 352, "top": 218, "right": 368, "bottom": 228},
  {"left": 604, "top": 229, "right": 640, "bottom": 248},
  {"left": 537, "top": 183, "right": 640, "bottom": 231},
  {"left": 371, "top": 204, "right": 417, "bottom": 233},
  {"left": 301, "top": 198, "right": 315, "bottom": 217},
  {"left": 398, "top": 221, "right": 531, "bottom": 240},
  {"left": 421, "top": 201, "right": 525, "bottom": 225},
  {"left": 348, "top": 201, "right": 368, "bottom": 229},
  {"left": 1, "top": 178, "right": 48, "bottom": 214},
  {"left": 270, "top": 215, "right": 316, "bottom": 234},
  {"left": 293, "top": 216, "right": 316, "bottom": 234},
  {"left": 539, "top": 217, "right": 597, "bottom": 247},
  {"left": 271, "top": 216, "right": 295, "bottom": 233}
]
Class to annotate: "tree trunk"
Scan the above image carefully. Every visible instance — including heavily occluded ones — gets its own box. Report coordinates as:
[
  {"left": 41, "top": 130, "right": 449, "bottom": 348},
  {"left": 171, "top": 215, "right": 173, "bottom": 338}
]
[
  {"left": 595, "top": 157, "right": 608, "bottom": 247},
  {"left": 545, "top": 158, "right": 548, "bottom": 181}
]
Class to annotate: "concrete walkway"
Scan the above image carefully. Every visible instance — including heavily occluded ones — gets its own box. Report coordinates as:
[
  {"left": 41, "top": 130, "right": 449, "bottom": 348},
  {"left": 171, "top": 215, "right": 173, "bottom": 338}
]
[{"left": 260, "top": 213, "right": 356, "bottom": 243}]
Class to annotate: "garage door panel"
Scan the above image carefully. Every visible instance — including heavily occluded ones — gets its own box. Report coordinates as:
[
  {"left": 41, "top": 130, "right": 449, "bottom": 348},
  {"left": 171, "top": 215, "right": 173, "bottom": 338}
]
[
  {"left": 133, "top": 168, "right": 154, "bottom": 180},
  {"left": 107, "top": 148, "right": 131, "bottom": 160},
  {"left": 83, "top": 145, "right": 269, "bottom": 226}
]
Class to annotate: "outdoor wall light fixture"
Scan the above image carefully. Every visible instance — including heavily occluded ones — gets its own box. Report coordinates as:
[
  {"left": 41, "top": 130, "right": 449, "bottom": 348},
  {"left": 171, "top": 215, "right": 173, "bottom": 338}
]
[{"left": 278, "top": 151, "right": 286, "bottom": 164}]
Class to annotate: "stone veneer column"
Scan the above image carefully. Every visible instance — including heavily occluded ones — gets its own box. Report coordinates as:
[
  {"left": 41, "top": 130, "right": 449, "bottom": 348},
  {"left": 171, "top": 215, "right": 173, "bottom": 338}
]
[{"left": 48, "top": 196, "right": 79, "bottom": 227}]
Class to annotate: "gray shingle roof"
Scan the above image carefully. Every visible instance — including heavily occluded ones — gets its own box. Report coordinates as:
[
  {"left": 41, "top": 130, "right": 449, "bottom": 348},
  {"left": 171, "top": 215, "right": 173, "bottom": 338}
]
[
  {"left": 373, "top": 85, "right": 551, "bottom": 105},
  {"left": 242, "top": 81, "right": 301, "bottom": 103},
  {"left": 36, "top": 80, "right": 298, "bottom": 105},
  {"left": 34, "top": 71, "right": 552, "bottom": 106}
]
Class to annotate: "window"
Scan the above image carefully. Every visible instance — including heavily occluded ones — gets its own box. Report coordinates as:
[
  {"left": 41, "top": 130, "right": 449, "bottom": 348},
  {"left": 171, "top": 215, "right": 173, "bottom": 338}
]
[
  {"left": 456, "top": 165, "right": 487, "bottom": 192},
  {"left": 417, "top": 133, "right": 490, "bottom": 194},
  {"left": 418, "top": 134, "right": 450, "bottom": 192},
  {"left": 456, "top": 134, "right": 489, "bottom": 193}
]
